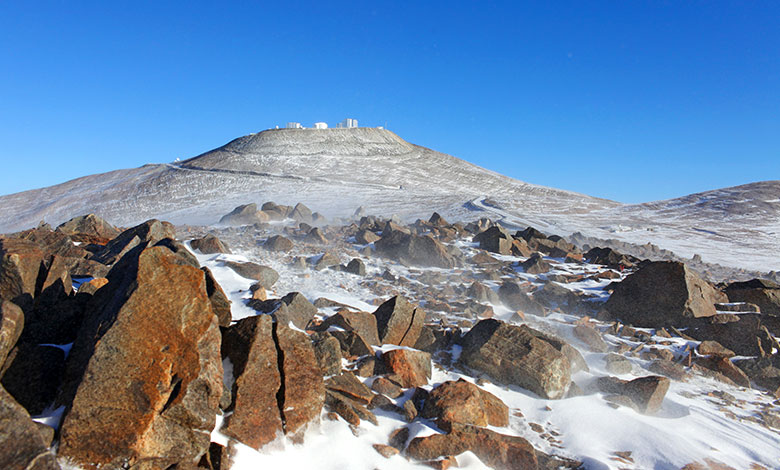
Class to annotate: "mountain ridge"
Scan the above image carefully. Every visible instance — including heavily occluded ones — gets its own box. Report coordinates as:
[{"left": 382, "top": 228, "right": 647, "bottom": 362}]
[{"left": 0, "top": 128, "right": 777, "bottom": 272}]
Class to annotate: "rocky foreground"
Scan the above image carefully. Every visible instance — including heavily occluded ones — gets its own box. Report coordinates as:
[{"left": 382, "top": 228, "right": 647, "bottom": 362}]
[{"left": 1, "top": 205, "right": 779, "bottom": 470}]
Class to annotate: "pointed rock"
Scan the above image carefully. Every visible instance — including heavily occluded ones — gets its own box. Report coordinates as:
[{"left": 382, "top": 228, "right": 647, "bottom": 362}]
[{"left": 373, "top": 296, "right": 426, "bottom": 346}]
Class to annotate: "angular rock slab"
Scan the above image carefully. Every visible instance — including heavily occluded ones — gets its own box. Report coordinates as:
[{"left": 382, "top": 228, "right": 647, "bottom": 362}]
[
  {"left": 421, "top": 378, "right": 509, "bottom": 429},
  {"left": 382, "top": 348, "right": 431, "bottom": 388},
  {"left": 58, "top": 245, "right": 223, "bottom": 469},
  {"left": 0, "top": 300, "right": 24, "bottom": 367},
  {"left": 275, "top": 321, "right": 325, "bottom": 441},
  {"left": 459, "top": 319, "right": 571, "bottom": 399},
  {"left": 373, "top": 296, "right": 425, "bottom": 346},
  {"left": 407, "top": 423, "right": 537, "bottom": 470},
  {"left": 605, "top": 261, "right": 726, "bottom": 327},
  {"left": 221, "top": 314, "right": 283, "bottom": 450}
]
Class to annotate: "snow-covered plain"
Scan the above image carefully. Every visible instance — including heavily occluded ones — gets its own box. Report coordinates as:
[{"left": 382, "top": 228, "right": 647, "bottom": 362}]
[
  {"left": 177, "top": 232, "right": 780, "bottom": 470},
  {"left": 0, "top": 128, "right": 776, "bottom": 272}
]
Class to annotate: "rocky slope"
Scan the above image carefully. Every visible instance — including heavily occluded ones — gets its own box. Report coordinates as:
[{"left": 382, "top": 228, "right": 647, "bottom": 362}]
[
  {"left": 2, "top": 210, "right": 780, "bottom": 470},
  {"left": 0, "top": 128, "right": 777, "bottom": 272}
]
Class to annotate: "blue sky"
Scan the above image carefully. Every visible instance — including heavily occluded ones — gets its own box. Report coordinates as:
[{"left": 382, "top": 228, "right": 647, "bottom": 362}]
[{"left": 0, "top": 1, "right": 777, "bottom": 203}]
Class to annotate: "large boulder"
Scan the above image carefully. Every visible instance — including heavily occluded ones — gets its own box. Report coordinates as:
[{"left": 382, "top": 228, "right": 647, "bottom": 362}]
[
  {"left": 519, "top": 253, "right": 551, "bottom": 274},
  {"left": 264, "top": 235, "right": 294, "bottom": 252},
  {"left": 473, "top": 226, "right": 513, "bottom": 256},
  {"left": 221, "top": 314, "right": 283, "bottom": 450},
  {"left": 382, "top": 348, "right": 432, "bottom": 388},
  {"left": 374, "top": 231, "right": 456, "bottom": 268},
  {"left": 290, "top": 203, "right": 314, "bottom": 223},
  {"left": 584, "top": 247, "right": 638, "bottom": 269},
  {"left": 57, "top": 244, "right": 223, "bottom": 469},
  {"left": 56, "top": 213, "right": 120, "bottom": 245},
  {"left": 0, "top": 386, "right": 60, "bottom": 470},
  {"left": 497, "top": 281, "right": 546, "bottom": 316},
  {"left": 274, "top": 321, "right": 325, "bottom": 441},
  {"left": 190, "top": 234, "right": 231, "bottom": 254},
  {"left": 220, "top": 203, "right": 270, "bottom": 226},
  {"left": 321, "top": 310, "right": 380, "bottom": 346},
  {"left": 92, "top": 219, "right": 177, "bottom": 265},
  {"left": 596, "top": 375, "right": 670, "bottom": 414},
  {"left": 421, "top": 379, "right": 508, "bottom": 429},
  {"left": 605, "top": 261, "right": 726, "bottom": 327},
  {"left": 373, "top": 296, "right": 426, "bottom": 346},
  {"left": 724, "top": 279, "right": 780, "bottom": 316},
  {"left": 224, "top": 261, "right": 279, "bottom": 288},
  {"left": 249, "top": 292, "right": 317, "bottom": 330},
  {"left": 406, "top": 423, "right": 537, "bottom": 470},
  {"left": 459, "top": 319, "right": 571, "bottom": 399},
  {"left": 0, "top": 238, "right": 45, "bottom": 311}
]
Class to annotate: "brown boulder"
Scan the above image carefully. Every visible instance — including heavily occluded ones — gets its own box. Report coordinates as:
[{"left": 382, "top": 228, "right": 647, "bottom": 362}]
[
  {"left": 473, "top": 226, "right": 513, "bottom": 255},
  {"left": 325, "top": 372, "right": 374, "bottom": 404},
  {"left": 0, "top": 386, "right": 60, "bottom": 470},
  {"left": 497, "top": 281, "right": 546, "bottom": 316},
  {"left": 688, "top": 315, "right": 777, "bottom": 357},
  {"left": 407, "top": 423, "right": 538, "bottom": 470},
  {"left": 57, "top": 244, "right": 223, "bottom": 469},
  {"left": 597, "top": 375, "right": 670, "bottom": 414},
  {"left": 224, "top": 261, "right": 279, "bottom": 288},
  {"left": 355, "top": 229, "right": 381, "bottom": 245},
  {"left": 605, "top": 261, "right": 726, "bottom": 327},
  {"left": 0, "top": 300, "right": 24, "bottom": 367},
  {"left": 310, "top": 332, "right": 342, "bottom": 376},
  {"left": 459, "top": 319, "right": 571, "bottom": 399},
  {"left": 382, "top": 348, "right": 432, "bottom": 388},
  {"left": 56, "top": 213, "right": 120, "bottom": 245},
  {"left": 220, "top": 203, "right": 269, "bottom": 226},
  {"left": 321, "top": 310, "right": 380, "bottom": 346},
  {"left": 275, "top": 321, "right": 325, "bottom": 440},
  {"left": 191, "top": 234, "right": 231, "bottom": 254},
  {"left": 375, "top": 231, "right": 457, "bottom": 268},
  {"left": 92, "top": 219, "right": 176, "bottom": 265},
  {"left": 373, "top": 296, "right": 426, "bottom": 346},
  {"left": 221, "top": 314, "right": 283, "bottom": 450},
  {"left": 264, "top": 235, "right": 294, "bottom": 252},
  {"left": 520, "top": 253, "right": 551, "bottom": 274},
  {"left": 573, "top": 323, "right": 608, "bottom": 353},
  {"left": 422, "top": 379, "right": 508, "bottom": 429},
  {"left": 0, "top": 238, "right": 45, "bottom": 311}
]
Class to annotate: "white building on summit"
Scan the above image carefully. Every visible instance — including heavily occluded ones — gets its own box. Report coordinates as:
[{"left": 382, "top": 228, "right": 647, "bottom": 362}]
[
  {"left": 337, "top": 118, "right": 358, "bottom": 128},
  {"left": 283, "top": 118, "right": 358, "bottom": 129}
]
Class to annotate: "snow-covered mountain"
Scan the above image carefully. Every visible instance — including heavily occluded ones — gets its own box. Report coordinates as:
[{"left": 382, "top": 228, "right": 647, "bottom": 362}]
[{"left": 0, "top": 128, "right": 777, "bottom": 272}]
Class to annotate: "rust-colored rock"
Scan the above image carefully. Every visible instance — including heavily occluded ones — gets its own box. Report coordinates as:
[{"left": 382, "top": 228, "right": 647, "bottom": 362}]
[
  {"left": 275, "top": 321, "right": 325, "bottom": 440},
  {"left": 407, "top": 423, "right": 538, "bottom": 470},
  {"left": 422, "top": 378, "right": 509, "bottom": 429},
  {"left": 382, "top": 348, "right": 431, "bottom": 388},
  {"left": 0, "top": 238, "right": 45, "bottom": 311},
  {"left": 373, "top": 296, "right": 426, "bottom": 346},
  {"left": 597, "top": 375, "right": 670, "bottom": 414},
  {"left": 56, "top": 213, "right": 120, "bottom": 245},
  {"left": 221, "top": 314, "right": 283, "bottom": 450},
  {"left": 92, "top": 219, "right": 176, "bottom": 265},
  {"left": 321, "top": 310, "right": 380, "bottom": 346},
  {"left": 57, "top": 244, "right": 223, "bottom": 469}
]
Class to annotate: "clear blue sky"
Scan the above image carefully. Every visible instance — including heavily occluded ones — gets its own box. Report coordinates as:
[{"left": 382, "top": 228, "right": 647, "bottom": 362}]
[{"left": 1, "top": 1, "right": 777, "bottom": 203}]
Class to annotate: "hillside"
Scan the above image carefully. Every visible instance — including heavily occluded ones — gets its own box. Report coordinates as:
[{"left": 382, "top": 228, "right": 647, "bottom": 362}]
[{"left": 0, "top": 128, "right": 777, "bottom": 272}]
